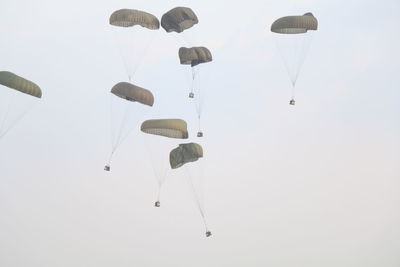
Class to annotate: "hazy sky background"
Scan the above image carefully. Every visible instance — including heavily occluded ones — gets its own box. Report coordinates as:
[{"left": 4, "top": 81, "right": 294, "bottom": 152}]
[{"left": 1, "top": 0, "right": 399, "bottom": 266}]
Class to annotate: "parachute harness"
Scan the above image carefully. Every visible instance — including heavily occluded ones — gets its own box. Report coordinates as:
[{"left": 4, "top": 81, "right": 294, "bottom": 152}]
[
  {"left": 107, "top": 99, "right": 150, "bottom": 168},
  {"left": 274, "top": 32, "right": 314, "bottom": 103},
  {"left": 112, "top": 28, "right": 159, "bottom": 83},
  {"left": 191, "top": 66, "right": 197, "bottom": 96},
  {"left": 184, "top": 164, "right": 210, "bottom": 234},
  {"left": 190, "top": 65, "right": 205, "bottom": 134},
  {"left": 143, "top": 136, "right": 171, "bottom": 206},
  {"left": 155, "top": 167, "right": 170, "bottom": 205},
  {"left": 0, "top": 93, "right": 35, "bottom": 140}
]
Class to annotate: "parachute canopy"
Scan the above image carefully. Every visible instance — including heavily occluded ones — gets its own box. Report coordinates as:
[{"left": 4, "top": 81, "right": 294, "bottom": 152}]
[
  {"left": 109, "top": 9, "right": 160, "bottom": 29},
  {"left": 141, "top": 119, "right": 189, "bottom": 139},
  {"left": 0, "top": 71, "right": 42, "bottom": 98},
  {"left": 161, "top": 7, "right": 198, "bottom": 33},
  {"left": 170, "top": 143, "right": 203, "bottom": 169},
  {"left": 111, "top": 82, "right": 154, "bottom": 106},
  {"left": 179, "top": 47, "right": 212, "bottom": 67},
  {"left": 271, "top": 13, "right": 318, "bottom": 34}
]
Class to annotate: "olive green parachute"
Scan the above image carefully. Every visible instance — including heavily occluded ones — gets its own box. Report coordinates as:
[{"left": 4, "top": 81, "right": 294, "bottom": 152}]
[
  {"left": 161, "top": 7, "right": 198, "bottom": 33},
  {"left": 0, "top": 71, "right": 42, "bottom": 98},
  {"left": 271, "top": 13, "right": 318, "bottom": 34},
  {"left": 141, "top": 119, "right": 189, "bottom": 139},
  {"left": 170, "top": 143, "right": 203, "bottom": 169},
  {"left": 179, "top": 47, "right": 212, "bottom": 67},
  {"left": 270, "top": 12, "right": 318, "bottom": 104},
  {"left": 111, "top": 82, "right": 154, "bottom": 106},
  {"left": 109, "top": 9, "right": 160, "bottom": 29}
]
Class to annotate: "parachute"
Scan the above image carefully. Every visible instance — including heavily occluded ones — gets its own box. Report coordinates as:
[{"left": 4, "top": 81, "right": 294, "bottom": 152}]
[
  {"left": 110, "top": 9, "right": 160, "bottom": 29},
  {"left": 179, "top": 47, "right": 212, "bottom": 67},
  {"left": 141, "top": 119, "right": 189, "bottom": 139},
  {"left": 105, "top": 82, "right": 154, "bottom": 171},
  {"left": 141, "top": 119, "right": 189, "bottom": 206},
  {"left": 111, "top": 82, "right": 154, "bottom": 106},
  {"left": 170, "top": 142, "right": 203, "bottom": 169},
  {"left": 178, "top": 47, "right": 212, "bottom": 137},
  {"left": 0, "top": 71, "right": 42, "bottom": 139},
  {"left": 0, "top": 71, "right": 42, "bottom": 98},
  {"left": 109, "top": 9, "right": 160, "bottom": 82},
  {"left": 169, "top": 142, "right": 211, "bottom": 237},
  {"left": 161, "top": 7, "right": 199, "bottom": 47},
  {"left": 161, "top": 7, "right": 199, "bottom": 33},
  {"left": 270, "top": 13, "right": 318, "bottom": 105},
  {"left": 271, "top": 13, "right": 318, "bottom": 34}
]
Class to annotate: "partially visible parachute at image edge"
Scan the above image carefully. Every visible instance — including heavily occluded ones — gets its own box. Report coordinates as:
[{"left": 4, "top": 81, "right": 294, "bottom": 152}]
[
  {"left": 179, "top": 47, "right": 212, "bottom": 67},
  {"left": 271, "top": 13, "right": 318, "bottom": 34},
  {"left": 141, "top": 119, "right": 189, "bottom": 139},
  {"left": 0, "top": 71, "right": 42, "bottom": 98},
  {"left": 170, "top": 142, "right": 203, "bottom": 169},
  {"left": 111, "top": 82, "right": 154, "bottom": 106},
  {"left": 161, "top": 7, "right": 198, "bottom": 33},
  {"left": 109, "top": 9, "right": 160, "bottom": 29},
  {"left": 0, "top": 71, "right": 42, "bottom": 140}
]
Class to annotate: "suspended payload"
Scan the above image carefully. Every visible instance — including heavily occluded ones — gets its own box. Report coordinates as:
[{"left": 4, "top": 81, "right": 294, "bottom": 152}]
[
  {"left": 141, "top": 119, "right": 189, "bottom": 139},
  {"left": 111, "top": 82, "right": 154, "bottom": 106},
  {"left": 161, "top": 7, "right": 198, "bottom": 33},
  {"left": 170, "top": 142, "right": 203, "bottom": 169},
  {"left": 0, "top": 71, "right": 42, "bottom": 98},
  {"left": 0, "top": 71, "right": 42, "bottom": 140},
  {"left": 110, "top": 9, "right": 160, "bottom": 29},
  {"left": 270, "top": 13, "right": 318, "bottom": 105},
  {"left": 179, "top": 47, "right": 212, "bottom": 67}
]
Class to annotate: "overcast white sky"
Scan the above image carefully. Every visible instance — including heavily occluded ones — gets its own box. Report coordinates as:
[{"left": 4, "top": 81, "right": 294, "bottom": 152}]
[{"left": 1, "top": 0, "right": 400, "bottom": 266}]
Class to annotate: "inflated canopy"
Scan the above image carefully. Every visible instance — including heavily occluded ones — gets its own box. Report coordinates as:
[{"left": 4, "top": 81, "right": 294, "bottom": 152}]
[
  {"left": 111, "top": 82, "right": 154, "bottom": 106},
  {"left": 141, "top": 119, "right": 188, "bottom": 139},
  {"left": 179, "top": 47, "right": 212, "bottom": 67},
  {"left": 110, "top": 9, "right": 160, "bottom": 29},
  {"left": 0, "top": 71, "right": 42, "bottom": 98},
  {"left": 161, "top": 7, "right": 198, "bottom": 33},
  {"left": 271, "top": 13, "right": 318, "bottom": 34},
  {"left": 170, "top": 143, "right": 203, "bottom": 169}
]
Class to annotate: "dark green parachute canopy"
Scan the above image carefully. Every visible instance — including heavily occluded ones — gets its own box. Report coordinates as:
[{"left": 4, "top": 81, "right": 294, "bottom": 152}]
[
  {"left": 179, "top": 47, "right": 212, "bottom": 67},
  {"left": 161, "top": 7, "right": 198, "bottom": 33},
  {"left": 0, "top": 71, "right": 42, "bottom": 98},
  {"left": 170, "top": 143, "right": 203, "bottom": 169},
  {"left": 271, "top": 13, "right": 318, "bottom": 34},
  {"left": 109, "top": 9, "right": 160, "bottom": 29},
  {"left": 141, "top": 119, "right": 189, "bottom": 139},
  {"left": 111, "top": 82, "right": 154, "bottom": 106}
]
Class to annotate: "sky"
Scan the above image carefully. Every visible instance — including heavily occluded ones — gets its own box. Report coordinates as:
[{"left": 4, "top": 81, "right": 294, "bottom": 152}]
[{"left": 0, "top": 0, "right": 400, "bottom": 266}]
